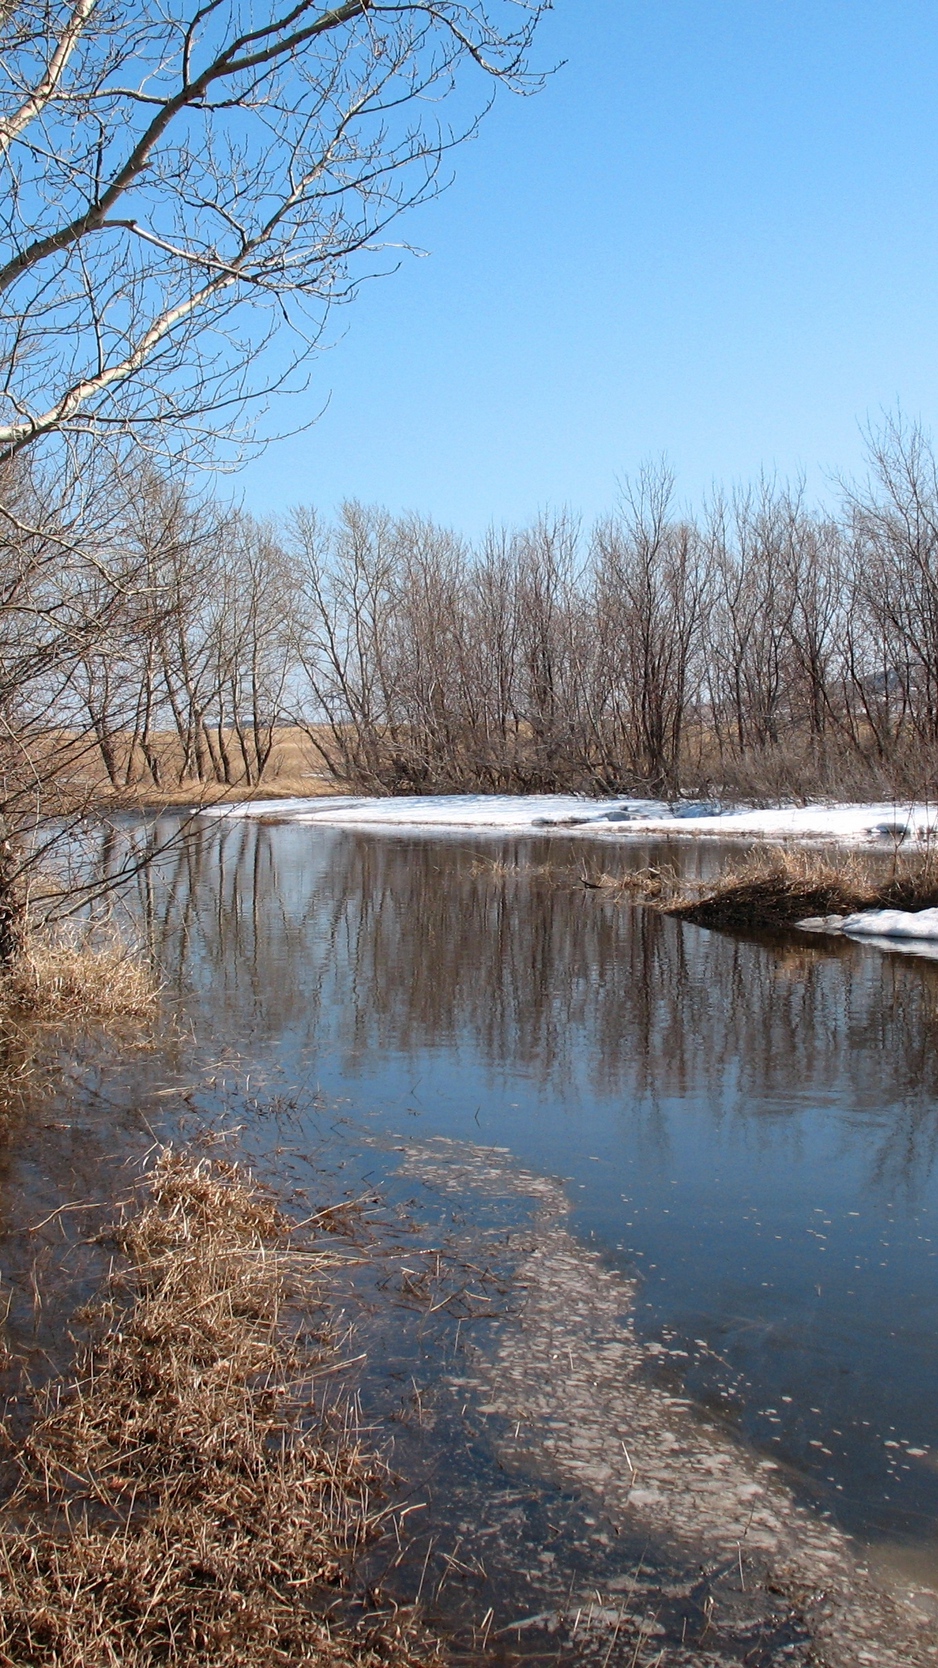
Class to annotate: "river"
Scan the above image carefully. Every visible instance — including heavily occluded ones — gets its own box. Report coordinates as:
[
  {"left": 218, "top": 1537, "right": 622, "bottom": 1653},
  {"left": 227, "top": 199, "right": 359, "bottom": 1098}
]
[{"left": 4, "top": 812, "right": 938, "bottom": 1661}]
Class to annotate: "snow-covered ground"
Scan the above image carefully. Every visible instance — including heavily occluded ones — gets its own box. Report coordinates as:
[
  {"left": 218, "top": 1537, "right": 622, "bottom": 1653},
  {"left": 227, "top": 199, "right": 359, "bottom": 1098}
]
[{"left": 201, "top": 791, "right": 938, "bottom": 846}]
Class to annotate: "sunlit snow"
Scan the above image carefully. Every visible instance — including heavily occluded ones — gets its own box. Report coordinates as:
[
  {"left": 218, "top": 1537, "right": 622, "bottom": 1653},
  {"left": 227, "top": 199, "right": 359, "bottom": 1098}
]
[
  {"left": 201, "top": 792, "right": 938, "bottom": 846},
  {"left": 842, "top": 907, "right": 938, "bottom": 944}
]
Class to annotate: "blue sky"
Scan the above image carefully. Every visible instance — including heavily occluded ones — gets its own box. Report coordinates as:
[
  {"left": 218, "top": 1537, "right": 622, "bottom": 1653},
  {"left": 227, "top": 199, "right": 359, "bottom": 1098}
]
[{"left": 239, "top": 1, "right": 938, "bottom": 534}]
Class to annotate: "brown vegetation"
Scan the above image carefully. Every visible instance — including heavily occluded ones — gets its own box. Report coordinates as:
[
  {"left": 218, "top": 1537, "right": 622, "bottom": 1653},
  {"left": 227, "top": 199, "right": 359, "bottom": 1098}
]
[
  {"left": 10, "top": 416, "right": 938, "bottom": 981},
  {"left": 79, "top": 728, "right": 342, "bottom": 810},
  {"left": 578, "top": 865, "right": 679, "bottom": 900},
  {"left": 0, "top": 923, "right": 159, "bottom": 1117},
  {"left": 469, "top": 855, "right": 677, "bottom": 900},
  {"left": 287, "top": 433, "right": 938, "bottom": 800},
  {"left": 472, "top": 843, "right": 938, "bottom": 934},
  {"left": 16, "top": 418, "right": 938, "bottom": 822},
  {"left": 0, "top": 0, "right": 547, "bottom": 947},
  {"left": 666, "top": 845, "right": 938, "bottom": 931},
  {"left": 6, "top": 924, "right": 158, "bottom": 1024},
  {"left": 0, "top": 1149, "right": 439, "bottom": 1668}
]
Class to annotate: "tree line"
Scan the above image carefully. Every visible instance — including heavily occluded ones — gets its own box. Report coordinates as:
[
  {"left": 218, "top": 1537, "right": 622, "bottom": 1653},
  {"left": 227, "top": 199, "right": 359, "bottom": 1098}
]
[
  {"left": 10, "top": 417, "right": 938, "bottom": 812},
  {"left": 0, "top": 0, "right": 544, "bottom": 946}
]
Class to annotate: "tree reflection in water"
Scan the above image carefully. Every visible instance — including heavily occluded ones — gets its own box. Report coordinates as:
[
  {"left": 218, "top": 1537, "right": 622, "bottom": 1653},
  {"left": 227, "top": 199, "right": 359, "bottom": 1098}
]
[
  {"left": 19, "top": 814, "right": 938, "bottom": 1546},
  {"left": 112, "top": 817, "right": 938, "bottom": 1193}
]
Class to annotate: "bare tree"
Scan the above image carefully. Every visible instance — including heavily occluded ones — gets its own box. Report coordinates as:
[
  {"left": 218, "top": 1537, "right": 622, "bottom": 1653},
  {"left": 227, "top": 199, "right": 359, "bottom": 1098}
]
[
  {"left": 289, "top": 500, "right": 400, "bottom": 786},
  {"left": 207, "top": 513, "right": 296, "bottom": 785},
  {"left": 0, "top": 0, "right": 545, "bottom": 465},
  {"left": 512, "top": 514, "right": 586, "bottom": 787},
  {"left": 779, "top": 498, "right": 846, "bottom": 746},
  {"left": 704, "top": 484, "right": 800, "bottom": 759},
  {"left": 846, "top": 418, "right": 938, "bottom": 768},
  {"left": 593, "top": 466, "right": 708, "bottom": 793}
]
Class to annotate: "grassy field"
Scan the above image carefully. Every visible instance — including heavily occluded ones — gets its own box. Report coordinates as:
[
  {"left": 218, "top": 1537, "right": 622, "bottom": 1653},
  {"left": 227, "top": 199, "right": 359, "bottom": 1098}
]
[
  {"left": 28, "top": 726, "right": 348, "bottom": 812},
  {"left": 29, "top": 717, "right": 938, "bottom": 814},
  {"left": 103, "top": 727, "right": 343, "bottom": 806}
]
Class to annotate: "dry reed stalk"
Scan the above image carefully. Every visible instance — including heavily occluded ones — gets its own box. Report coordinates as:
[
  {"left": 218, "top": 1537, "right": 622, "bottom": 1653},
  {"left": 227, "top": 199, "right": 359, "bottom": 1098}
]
[
  {"left": 0, "top": 926, "right": 156, "bottom": 1121},
  {"left": 469, "top": 857, "right": 677, "bottom": 899},
  {"left": 468, "top": 857, "right": 555, "bottom": 880},
  {"left": 0, "top": 1150, "right": 440, "bottom": 1668},
  {"left": 665, "top": 844, "right": 938, "bottom": 931},
  {"left": 5, "top": 925, "right": 158, "bottom": 1023},
  {"left": 577, "top": 866, "right": 678, "bottom": 900}
]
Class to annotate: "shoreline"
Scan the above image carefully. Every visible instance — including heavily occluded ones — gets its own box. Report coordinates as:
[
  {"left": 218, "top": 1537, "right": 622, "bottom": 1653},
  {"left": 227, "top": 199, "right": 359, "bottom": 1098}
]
[
  {"left": 4, "top": 1118, "right": 937, "bottom": 1666},
  {"left": 0, "top": 1147, "right": 442, "bottom": 1668},
  {"left": 79, "top": 784, "right": 938, "bottom": 849},
  {"left": 157, "top": 789, "right": 938, "bottom": 949},
  {"left": 194, "top": 790, "right": 938, "bottom": 847},
  {"left": 661, "top": 847, "right": 938, "bottom": 937}
]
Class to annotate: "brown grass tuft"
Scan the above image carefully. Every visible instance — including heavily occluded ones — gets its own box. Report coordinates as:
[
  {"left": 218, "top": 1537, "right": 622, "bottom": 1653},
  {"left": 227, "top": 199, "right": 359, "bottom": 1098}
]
[
  {"left": 469, "top": 856, "right": 678, "bottom": 899},
  {"left": 0, "top": 1150, "right": 440, "bottom": 1668},
  {"left": 577, "top": 865, "right": 679, "bottom": 900},
  {"left": 665, "top": 844, "right": 938, "bottom": 931},
  {"left": 6, "top": 924, "right": 158, "bottom": 1022}
]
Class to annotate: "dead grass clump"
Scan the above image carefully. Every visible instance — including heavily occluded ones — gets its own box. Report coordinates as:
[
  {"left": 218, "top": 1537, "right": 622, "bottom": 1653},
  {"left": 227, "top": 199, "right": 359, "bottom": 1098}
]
[
  {"left": 468, "top": 856, "right": 530, "bottom": 880},
  {"left": 5, "top": 925, "right": 158, "bottom": 1023},
  {"left": 0, "top": 1150, "right": 439, "bottom": 1668},
  {"left": 469, "top": 857, "right": 678, "bottom": 899},
  {"left": 578, "top": 865, "right": 678, "bottom": 900},
  {"left": 666, "top": 845, "right": 938, "bottom": 931}
]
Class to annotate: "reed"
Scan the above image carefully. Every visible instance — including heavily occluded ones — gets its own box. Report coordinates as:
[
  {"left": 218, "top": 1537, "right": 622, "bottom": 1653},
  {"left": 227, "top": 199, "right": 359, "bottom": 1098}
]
[
  {"left": 0, "top": 1149, "right": 439, "bottom": 1668},
  {"left": 665, "top": 844, "right": 938, "bottom": 931},
  {"left": 469, "top": 856, "right": 677, "bottom": 899},
  {"left": 6, "top": 923, "right": 158, "bottom": 1022}
]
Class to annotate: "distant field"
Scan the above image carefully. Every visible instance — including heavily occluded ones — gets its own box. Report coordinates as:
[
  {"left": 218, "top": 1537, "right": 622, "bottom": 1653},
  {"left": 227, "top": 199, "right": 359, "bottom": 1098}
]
[{"left": 46, "top": 727, "right": 350, "bottom": 810}]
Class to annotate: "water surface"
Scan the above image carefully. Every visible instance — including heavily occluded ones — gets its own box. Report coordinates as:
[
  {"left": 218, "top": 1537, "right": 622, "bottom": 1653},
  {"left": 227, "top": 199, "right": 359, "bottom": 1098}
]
[{"left": 22, "top": 818, "right": 938, "bottom": 1564}]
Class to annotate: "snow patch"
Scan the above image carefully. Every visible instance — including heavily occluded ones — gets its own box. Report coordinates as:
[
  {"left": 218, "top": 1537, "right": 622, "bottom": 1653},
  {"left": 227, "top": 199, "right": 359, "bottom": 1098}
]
[
  {"left": 842, "top": 907, "right": 938, "bottom": 943},
  {"left": 201, "top": 793, "right": 938, "bottom": 846}
]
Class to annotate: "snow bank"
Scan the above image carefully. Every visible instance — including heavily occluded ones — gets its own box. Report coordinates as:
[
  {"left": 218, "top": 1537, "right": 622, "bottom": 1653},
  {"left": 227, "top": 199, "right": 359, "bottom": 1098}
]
[
  {"left": 201, "top": 792, "right": 938, "bottom": 846},
  {"left": 842, "top": 907, "right": 938, "bottom": 942}
]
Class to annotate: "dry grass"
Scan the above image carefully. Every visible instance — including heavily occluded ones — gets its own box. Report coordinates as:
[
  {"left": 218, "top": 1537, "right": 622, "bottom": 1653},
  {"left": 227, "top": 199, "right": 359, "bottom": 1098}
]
[
  {"left": 469, "top": 855, "right": 678, "bottom": 900},
  {"left": 467, "top": 857, "right": 555, "bottom": 881},
  {"left": 70, "top": 726, "right": 347, "bottom": 810},
  {"left": 666, "top": 844, "right": 938, "bottom": 931},
  {"left": 0, "top": 1149, "right": 439, "bottom": 1668},
  {"left": 462, "top": 843, "right": 938, "bottom": 934},
  {"left": 0, "top": 925, "right": 159, "bottom": 1115},
  {"left": 97, "top": 771, "right": 345, "bottom": 811},
  {"left": 577, "top": 865, "right": 678, "bottom": 900},
  {"left": 6, "top": 924, "right": 158, "bottom": 1023}
]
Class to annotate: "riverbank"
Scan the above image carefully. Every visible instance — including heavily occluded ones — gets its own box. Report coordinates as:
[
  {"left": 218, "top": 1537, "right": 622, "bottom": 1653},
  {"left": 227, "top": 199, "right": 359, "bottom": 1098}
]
[
  {"left": 196, "top": 788, "right": 938, "bottom": 946},
  {"left": 89, "top": 772, "right": 345, "bottom": 811},
  {"left": 194, "top": 790, "right": 937, "bottom": 842},
  {"left": 662, "top": 846, "right": 938, "bottom": 933},
  {"left": 5, "top": 924, "right": 158, "bottom": 1023},
  {"left": 0, "top": 1147, "right": 439, "bottom": 1668},
  {"left": 4, "top": 1036, "right": 938, "bottom": 1668},
  {"left": 9, "top": 1130, "right": 935, "bottom": 1668},
  {"left": 0, "top": 924, "right": 159, "bottom": 1126}
]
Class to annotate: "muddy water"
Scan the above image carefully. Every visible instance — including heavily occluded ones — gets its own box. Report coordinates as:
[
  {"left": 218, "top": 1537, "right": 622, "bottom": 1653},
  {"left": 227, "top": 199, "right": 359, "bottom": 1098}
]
[{"left": 5, "top": 816, "right": 938, "bottom": 1652}]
